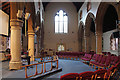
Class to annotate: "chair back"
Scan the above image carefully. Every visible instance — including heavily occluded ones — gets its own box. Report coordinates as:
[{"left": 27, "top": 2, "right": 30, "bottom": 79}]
[
  {"left": 104, "top": 66, "right": 115, "bottom": 80},
  {"left": 79, "top": 71, "right": 94, "bottom": 80},
  {"left": 97, "top": 55, "right": 103, "bottom": 63},
  {"left": 100, "top": 55, "right": 106, "bottom": 64},
  {"left": 105, "top": 55, "right": 111, "bottom": 66},
  {"left": 94, "top": 69, "right": 107, "bottom": 80},
  {"left": 60, "top": 73, "right": 79, "bottom": 80},
  {"left": 92, "top": 54, "right": 97, "bottom": 60},
  {"left": 110, "top": 56, "right": 119, "bottom": 65}
]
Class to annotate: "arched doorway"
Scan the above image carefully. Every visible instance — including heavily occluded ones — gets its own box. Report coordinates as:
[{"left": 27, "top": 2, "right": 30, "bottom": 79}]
[
  {"left": 96, "top": 3, "right": 118, "bottom": 53},
  {"left": 85, "top": 13, "right": 96, "bottom": 53}
]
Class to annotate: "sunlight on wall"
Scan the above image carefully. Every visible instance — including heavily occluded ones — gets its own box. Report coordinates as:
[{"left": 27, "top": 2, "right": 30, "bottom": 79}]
[{"left": 0, "top": 10, "right": 9, "bottom": 36}]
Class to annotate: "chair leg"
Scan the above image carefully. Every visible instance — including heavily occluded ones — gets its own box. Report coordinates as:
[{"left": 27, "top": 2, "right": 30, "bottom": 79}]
[
  {"left": 98, "top": 67, "right": 100, "bottom": 70},
  {"left": 92, "top": 64, "right": 93, "bottom": 68},
  {"left": 94, "top": 74, "right": 97, "bottom": 80},
  {"left": 91, "top": 75, "right": 94, "bottom": 80},
  {"left": 79, "top": 77, "right": 82, "bottom": 80},
  {"left": 94, "top": 65, "right": 96, "bottom": 69},
  {"left": 89, "top": 63, "right": 91, "bottom": 66}
]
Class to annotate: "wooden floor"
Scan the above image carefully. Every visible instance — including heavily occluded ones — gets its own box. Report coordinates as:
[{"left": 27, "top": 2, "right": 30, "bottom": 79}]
[{"left": 1, "top": 59, "right": 95, "bottom": 79}]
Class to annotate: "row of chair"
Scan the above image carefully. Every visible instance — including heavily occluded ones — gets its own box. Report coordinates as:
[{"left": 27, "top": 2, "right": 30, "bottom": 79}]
[
  {"left": 60, "top": 62, "right": 120, "bottom": 80},
  {"left": 89, "top": 54, "right": 120, "bottom": 69},
  {"left": 81, "top": 53, "right": 92, "bottom": 61},
  {"left": 56, "top": 51, "right": 96, "bottom": 60},
  {"left": 56, "top": 52, "right": 85, "bottom": 60}
]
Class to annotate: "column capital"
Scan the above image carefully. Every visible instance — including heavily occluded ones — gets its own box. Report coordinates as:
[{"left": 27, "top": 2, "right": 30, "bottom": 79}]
[
  {"left": 95, "top": 32, "right": 102, "bottom": 36},
  {"left": 28, "top": 31, "right": 35, "bottom": 36},
  {"left": 10, "top": 19, "right": 24, "bottom": 27}
]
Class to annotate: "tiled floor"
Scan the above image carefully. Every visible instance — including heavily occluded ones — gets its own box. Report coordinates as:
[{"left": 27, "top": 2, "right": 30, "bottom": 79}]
[{"left": 1, "top": 59, "right": 95, "bottom": 79}]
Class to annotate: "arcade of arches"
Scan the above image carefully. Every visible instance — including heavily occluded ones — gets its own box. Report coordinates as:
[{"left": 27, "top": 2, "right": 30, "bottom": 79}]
[{"left": 0, "top": 1, "right": 120, "bottom": 71}]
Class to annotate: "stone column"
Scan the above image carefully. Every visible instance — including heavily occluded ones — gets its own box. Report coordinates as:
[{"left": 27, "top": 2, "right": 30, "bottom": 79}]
[
  {"left": 83, "top": 27, "right": 86, "bottom": 52},
  {"left": 9, "top": 19, "right": 23, "bottom": 70},
  {"left": 96, "top": 33, "right": 102, "bottom": 54},
  {"left": 118, "top": 2, "right": 120, "bottom": 56},
  {"left": 78, "top": 37, "right": 82, "bottom": 52},
  {"left": 35, "top": 35, "right": 40, "bottom": 58},
  {"left": 118, "top": 20, "right": 120, "bottom": 56},
  {"left": 86, "top": 34, "right": 90, "bottom": 53},
  {"left": 28, "top": 31, "right": 35, "bottom": 61},
  {"left": 84, "top": 36, "right": 87, "bottom": 52}
]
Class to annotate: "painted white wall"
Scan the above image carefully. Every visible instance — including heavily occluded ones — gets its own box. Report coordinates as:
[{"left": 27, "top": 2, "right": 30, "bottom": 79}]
[
  {"left": 44, "top": 2, "right": 78, "bottom": 52},
  {"left": 78, "top": 2, "right": 100, "bottom": 25},
  {"left": 0, "top": 10, "right": 9, "bottom": 36},
  {"left": 103, "top": 29, "right": 118, "bottom": 56}
]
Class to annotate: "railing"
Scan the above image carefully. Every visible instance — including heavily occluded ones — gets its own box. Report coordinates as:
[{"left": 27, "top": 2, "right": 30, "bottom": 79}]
[{"left": 21, "top": 60, "right": 58, "bottom": 78}]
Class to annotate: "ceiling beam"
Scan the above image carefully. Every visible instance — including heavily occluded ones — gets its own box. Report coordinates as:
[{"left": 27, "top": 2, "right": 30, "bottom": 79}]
[
  {"left": 2, "top": 4, "right": 10, "bottom": 10},
  {"left": 0, "top": 2, "right": 9, "bottom": 8}
]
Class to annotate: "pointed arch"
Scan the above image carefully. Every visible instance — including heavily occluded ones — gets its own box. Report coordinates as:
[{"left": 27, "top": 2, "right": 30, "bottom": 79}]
[
  {"left": 85, "top": 12, "right": 96, "bottom": 52},
  {"left": 55, "top": 10, "right": 68, "bottom": 33}
]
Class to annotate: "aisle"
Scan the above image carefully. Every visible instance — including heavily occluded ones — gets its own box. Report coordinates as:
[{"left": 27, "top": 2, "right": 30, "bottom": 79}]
[{"left": 41, "top": 59, "right": 95, "bottom": 79}]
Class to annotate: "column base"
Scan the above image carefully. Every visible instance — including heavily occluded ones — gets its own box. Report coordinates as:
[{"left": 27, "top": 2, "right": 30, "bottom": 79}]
[
  {"left": 0, "top": 53, "right": 7, "bottom": 61},
  {"left": 30, "top": 57, "right": 35, "bottom": 61},
  {"left": 9, "top": 61, "right": 22, "bottom": 70}
]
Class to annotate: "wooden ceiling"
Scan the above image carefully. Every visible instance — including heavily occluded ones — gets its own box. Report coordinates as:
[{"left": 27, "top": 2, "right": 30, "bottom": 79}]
[{"left": 0, "top": 1, "right": 10, "bottom": 15}]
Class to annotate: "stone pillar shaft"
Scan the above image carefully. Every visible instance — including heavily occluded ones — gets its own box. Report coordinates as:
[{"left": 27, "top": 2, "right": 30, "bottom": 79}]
[
  {"left": 96, "top": 33, "right": 102, "bottom": 53},
  {"left": 9, "top": 19, "right": 23, "bottom": 70},
  {"left": 28, "top": 31, "right": 35, "bottom": 61},
  {"left": 35, "top": 35, "right": 40, "bottom": 57}
]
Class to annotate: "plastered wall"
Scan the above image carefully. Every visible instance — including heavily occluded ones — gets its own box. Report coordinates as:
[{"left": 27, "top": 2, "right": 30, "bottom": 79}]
[
  {"left": 103, "top": 29, "right": 118, "bottom": 56},
  {"left": 44, "top": 2, "right": 78, "bottom": 52}
]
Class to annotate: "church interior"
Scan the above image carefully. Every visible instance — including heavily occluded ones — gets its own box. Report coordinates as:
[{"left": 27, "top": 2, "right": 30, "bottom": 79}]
[{"left": 0, "top": 0, "right": 120, "bottom": 80}]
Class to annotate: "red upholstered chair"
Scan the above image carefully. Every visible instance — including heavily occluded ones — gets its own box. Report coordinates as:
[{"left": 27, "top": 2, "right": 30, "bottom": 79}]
[
  {"left": 60, "top": 73, "right": 79, "bottom": 80},
  {"left": 89, "top": 54, "right": 99, "bottom": 68},
  {"left": 79, "top": 71, "right": 94, "bottom": 80},
  {"left": 106, "top": 52, "right": 111, "bottom": 56},
  {"left": 104, "top": 66, "right": 116, "bottom": 80},
  {"left": 97, "top": 55, "right": 111, "bottom": 69},
  {"left": 92, "top": 54, "right": 103, "bottom": 69},
  {"left": 94, "top": 69, "right": 107, "bottom": 80},
  {"left": 114, "top": 61, "right": 120, "bottom": 68},
  {"left": 91, "top": 54, "right": 97, "bottom": 61},
  {"left": 97, "top": 55, "right": 103, "bottom": 63},
  {"left": 96, "top": 55, "right": 106, "bottom": 69},
  {"left": 102, "top": 52, "right": 107, "bottom": 55},
  {"left": 81, "top": 54, "right": 92, "bottom": 61},
  {"left": 118, "top": 56, "right": 120, "bottom": 61},
  {"left": 110, "top": 56, "right": 119, "bottom": 66}
]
